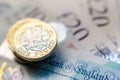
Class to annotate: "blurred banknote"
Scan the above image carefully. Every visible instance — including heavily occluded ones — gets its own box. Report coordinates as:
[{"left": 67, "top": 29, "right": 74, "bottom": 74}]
[
  {"left": 0, "top": 0, "right": 120, "bottom": 64},
  {"left": 0, "top": 51, "right": 120, "bottom": 80}
]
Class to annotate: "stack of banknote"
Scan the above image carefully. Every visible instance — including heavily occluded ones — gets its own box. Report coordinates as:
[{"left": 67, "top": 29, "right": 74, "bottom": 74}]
[{"left": 0, "top": 0, "right": 120, "bottom": 80}]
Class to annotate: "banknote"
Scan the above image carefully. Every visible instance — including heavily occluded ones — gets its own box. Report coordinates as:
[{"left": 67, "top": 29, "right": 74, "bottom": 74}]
[
  {"left": 0, "top": 56, "right": 29, "bottom": 80},
  {"left": 0, "top": 0, "right": 120, "bottom": 64},
  {"left": 0, "top": 0, "right": 120, "bottom": 72},
  {"left": 1, "top": 37, "right": 120, "bottom": 72},
  {"left": 0, "top": 49, "right": 120, "bottom": 80}
]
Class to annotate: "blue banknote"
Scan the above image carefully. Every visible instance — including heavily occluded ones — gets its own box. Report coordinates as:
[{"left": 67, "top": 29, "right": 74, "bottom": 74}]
[{"left": 0, "top": 51, "right": 120, "bottom": 80}]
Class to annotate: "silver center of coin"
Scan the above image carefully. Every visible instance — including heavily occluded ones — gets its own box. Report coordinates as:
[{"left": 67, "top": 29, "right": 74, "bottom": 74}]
[{"left": 21, "top": 26, "right": 50, "bottom": 52}]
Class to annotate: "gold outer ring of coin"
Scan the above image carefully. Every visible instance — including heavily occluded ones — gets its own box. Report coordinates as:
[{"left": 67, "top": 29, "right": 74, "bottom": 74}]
[{"left": 7, "top": 18, "right": 57, "bottom": 61}]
